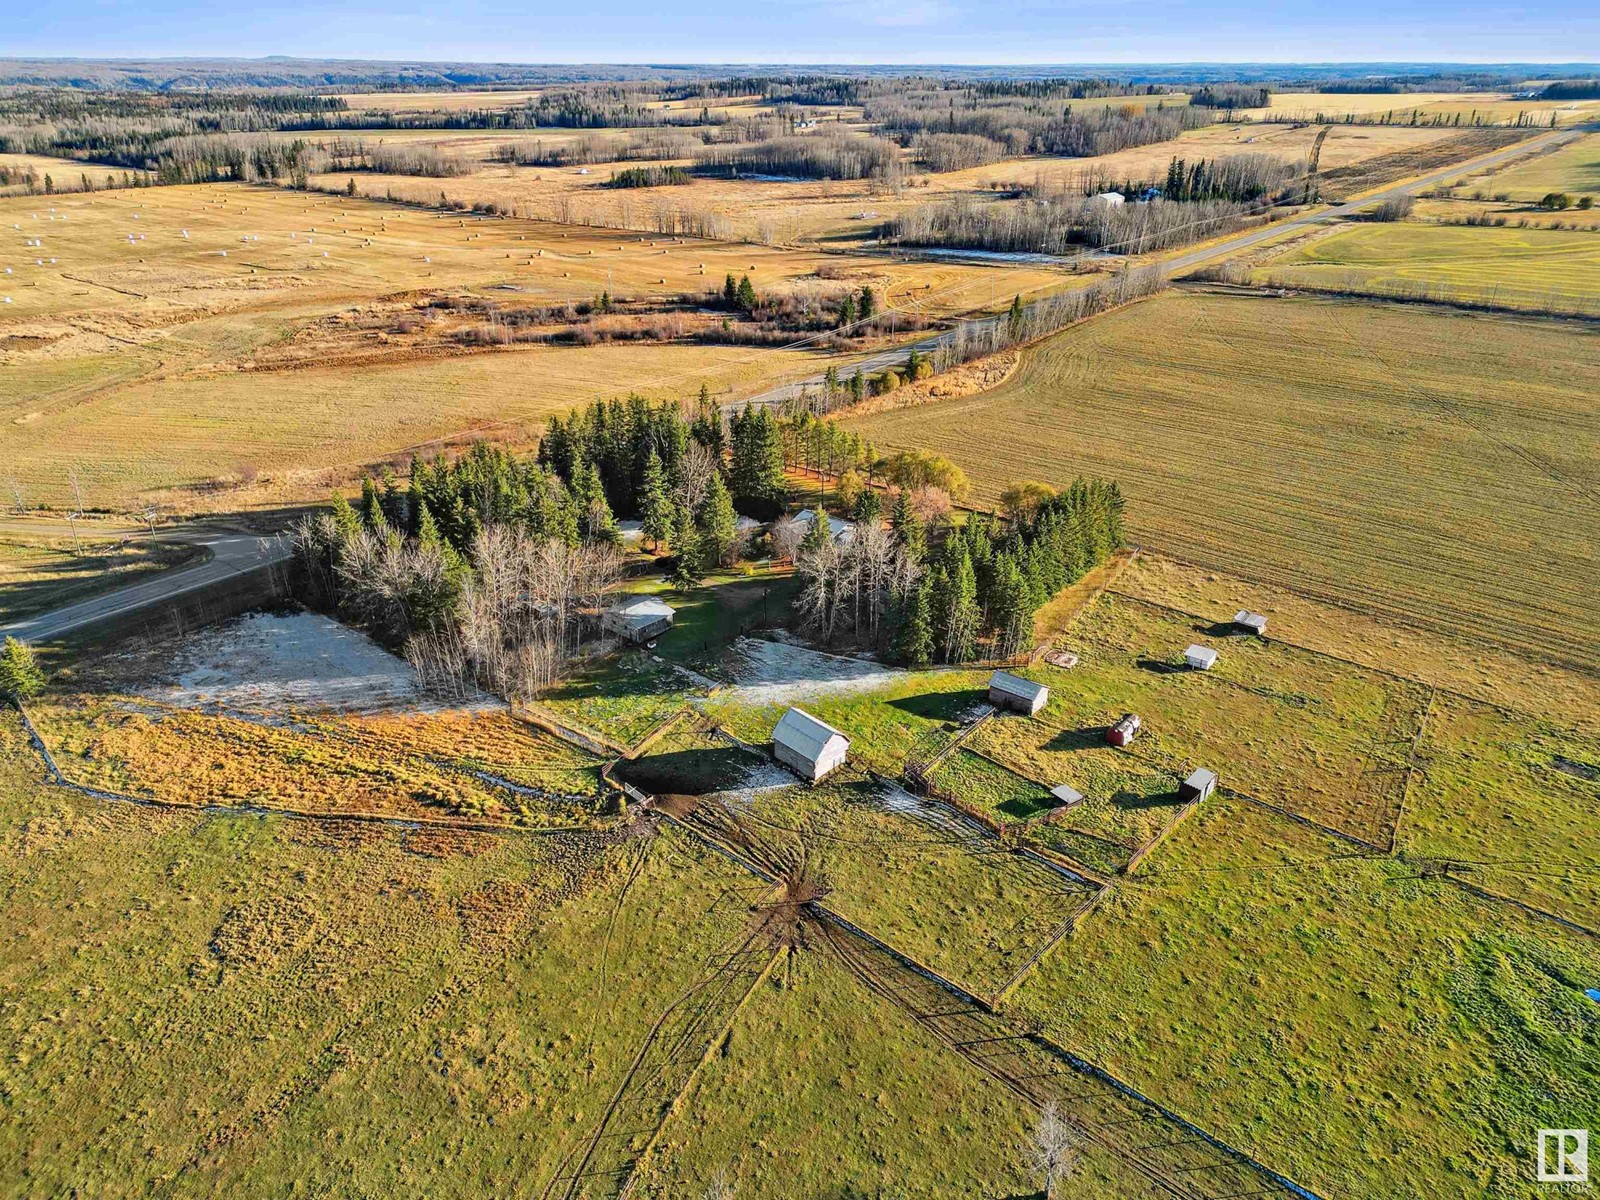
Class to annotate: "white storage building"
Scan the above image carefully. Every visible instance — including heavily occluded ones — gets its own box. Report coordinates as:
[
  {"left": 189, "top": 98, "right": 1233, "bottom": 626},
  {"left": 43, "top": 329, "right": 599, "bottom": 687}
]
[
  {"left": 772, "top": 707, "right": 850, "bottom": 782},
  {"left": 793, "top": 508, "right": 856, "bottom": 544},
  {"left": 988, "top": 670, "right": 1050, "bottom": 715},
  {"left": 1179, "top": 768, "right": 1218, "bottom": 802},
  {"left": 1184, "top": 645, "right": 1219, "bottom": 671},
  {"left": 1233, "top": 610, "right": 1268, "bottom": 635}
]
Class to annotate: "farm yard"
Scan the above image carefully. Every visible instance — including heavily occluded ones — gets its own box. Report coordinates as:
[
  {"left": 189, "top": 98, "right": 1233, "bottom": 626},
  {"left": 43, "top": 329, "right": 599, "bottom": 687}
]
[
  {"left": 3, "top": 60, "right": 1600, "bottom": 1200},
  {"left": 847, "top": 289, "right": 1600, "bottom": 670}
]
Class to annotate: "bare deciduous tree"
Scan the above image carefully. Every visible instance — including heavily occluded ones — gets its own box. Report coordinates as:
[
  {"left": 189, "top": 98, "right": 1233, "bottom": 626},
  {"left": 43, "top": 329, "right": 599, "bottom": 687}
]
[
  {"left": 676, "top": 440, "right": 721, "bottom": 514},
  {"left": 769, "top": 515, "right": 804, "bottom": 563},
  {"left": 1026, "top": 1102, "right": 1082, "bottom": 1200}
]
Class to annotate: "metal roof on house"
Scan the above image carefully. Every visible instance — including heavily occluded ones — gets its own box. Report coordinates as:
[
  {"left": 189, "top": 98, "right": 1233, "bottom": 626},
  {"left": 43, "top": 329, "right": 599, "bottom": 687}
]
[
  {"left": 608, "top": 596, "right": 676, "bottom": 625},
  {"left": 793, "top": 509, "right": 855, "bottom": 542},
  {"left": 773, "top": 706, "right": 849, "bottom": 762},
  {"left": 989, "top": 670, "right": 1047, "bottom": 703}
]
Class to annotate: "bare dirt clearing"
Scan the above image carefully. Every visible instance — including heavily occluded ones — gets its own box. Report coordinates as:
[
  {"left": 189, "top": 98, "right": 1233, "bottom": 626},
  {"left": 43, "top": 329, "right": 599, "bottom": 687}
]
[{"left": 145, "top": 610, "right": 430, "bottom": 714}]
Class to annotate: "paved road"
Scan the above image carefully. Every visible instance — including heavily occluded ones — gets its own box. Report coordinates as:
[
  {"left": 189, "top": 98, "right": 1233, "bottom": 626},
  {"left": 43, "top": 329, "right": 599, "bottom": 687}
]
[
  {"left": 2, "top": 531, "right": 290, "bottom": 643},
  {"left": 734, "top": 124, "right": 1588, "bottom": 414}
]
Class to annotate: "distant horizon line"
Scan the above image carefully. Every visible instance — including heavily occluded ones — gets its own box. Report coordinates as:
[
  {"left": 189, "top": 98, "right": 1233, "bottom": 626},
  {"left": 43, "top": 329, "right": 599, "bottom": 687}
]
[{"left": 3, "top": 54, "right": 1598, "bottom": 69}]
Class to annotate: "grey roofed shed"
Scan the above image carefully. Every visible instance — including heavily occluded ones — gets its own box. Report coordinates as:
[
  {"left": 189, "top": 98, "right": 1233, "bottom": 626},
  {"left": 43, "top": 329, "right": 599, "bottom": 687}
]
[
  {"left": 1233, "top": 610, "right": 1268, "bottom": 635},
  {"left": 988, "top": 670, "right": 1049, "bottom": 715},
  {"left": 1184, "top": 644, "right": 1219, "bottom": 671},
  {"left": 602, "top": 595, "right": 676, "bottom": 644},
  {"left": 772, "top": 706, "right": 850, "bottom": 782},
  {"left": 1179, "top": 768, "right": 1218, "bottom": 802},
  {"left": 1050, "top": 783, "right": 1084, "bottom": 807}
]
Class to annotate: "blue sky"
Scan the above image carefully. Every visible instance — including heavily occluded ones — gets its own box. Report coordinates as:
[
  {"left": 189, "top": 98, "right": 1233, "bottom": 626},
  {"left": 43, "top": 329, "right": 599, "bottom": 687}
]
[{"left": 8, "top": 0, "right": 1598, "bottom": 65}]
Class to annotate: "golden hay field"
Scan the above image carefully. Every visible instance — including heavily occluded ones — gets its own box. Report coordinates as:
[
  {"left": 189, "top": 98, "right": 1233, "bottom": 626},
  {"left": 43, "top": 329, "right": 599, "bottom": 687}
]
[
  {"left": 1236, "top": 91, "right": 1600, "bottom": 126},
  {"left": 0, "top": 182, "right": 1061, "bottom": 509},
  {"left": 0, "top": 152, "right": 151, "bottom": 195},
  {"left": 847, "top": 290, "right": 1600, "bottom": 668}
]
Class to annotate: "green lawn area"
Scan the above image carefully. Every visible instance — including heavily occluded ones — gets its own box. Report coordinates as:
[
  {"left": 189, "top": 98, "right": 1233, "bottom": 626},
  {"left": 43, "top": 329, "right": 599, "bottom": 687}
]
[
  {"left": 1256, "top": 220, "right": 1600, "bottom": 309},
  {"left": 635, "top": 948, "right": 1040, "bottom": 1198},
  {"left": 930, "top": 746, "right": 1057, "bottom": 821},
  {"left": 1011, "top": 798, "right": 1600, "bottom": 1200},
  {"left": 618, "top": 563, "right": 799, "bottom": 665},
  {"left": 703, "top": 665, "right": 992, "bottom": 775},
  {"left": 1400, "top": 694, "right": 1600, "bottom": 930}
]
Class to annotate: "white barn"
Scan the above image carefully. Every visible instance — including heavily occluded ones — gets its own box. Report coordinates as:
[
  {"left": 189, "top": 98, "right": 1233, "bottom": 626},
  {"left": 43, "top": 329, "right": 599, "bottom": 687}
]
[
  {"left": 603, "top": 596, "right": 676, "bottom": 644},
  {"left": 1184, "top": 645, "right": 1219, "bottom": 671},
  {"left": 988, "top": 670, "right": 1049, "bottom": 715},
  {"left": 772, "top": 707, "right": 850, "bottom": 782}
]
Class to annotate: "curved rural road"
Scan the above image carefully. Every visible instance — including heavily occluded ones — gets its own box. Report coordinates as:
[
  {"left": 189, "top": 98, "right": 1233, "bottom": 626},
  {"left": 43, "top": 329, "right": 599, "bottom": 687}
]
[
  {"left": 3, "top": 532, "right": 289, "bottom": 643},
  {"left": 736, "top": 123, "right": 1590, "bottom": 414}
]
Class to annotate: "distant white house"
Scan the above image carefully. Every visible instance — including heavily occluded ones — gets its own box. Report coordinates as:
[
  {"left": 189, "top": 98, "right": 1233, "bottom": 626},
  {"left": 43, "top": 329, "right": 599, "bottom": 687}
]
[
  {"left": 603, "top": 596, "right": 676, "bottom": 644},
  {"left": 616, "top": 519, "right": 645, "bottom": 546},
  {"left": 1095, "top": 191, "right": 1126, "bottom": 207},
  {"left": 793, "top": 509, "right": 855, "bottom": 544},
  {"left": 1233, "top": 610, "right": 1268, "bottom": 636},
  {"left": 988, "top": 670, "right": 1049, "bottom": 715},
  {"left": 735, "top": 515, "right": 765, "bottom": 536},
  {"left": 1184, "top": 645, "right": 1219, "bottom": 671},
  {"left": 772, "top": 707, "right": 850, "bottom": 782}
]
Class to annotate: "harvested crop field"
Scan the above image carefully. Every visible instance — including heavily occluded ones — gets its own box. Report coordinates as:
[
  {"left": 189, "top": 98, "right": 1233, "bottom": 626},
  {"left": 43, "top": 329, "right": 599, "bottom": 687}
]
[
  {"left": 1252, "top": 220, "right": 1600, "bottom": 312},
  {"left": 1473, "top": 131, "right": 1600, "bottom": 200},
  {"left": 847, "top": 290, "right": 1600, "bottom": 669}
]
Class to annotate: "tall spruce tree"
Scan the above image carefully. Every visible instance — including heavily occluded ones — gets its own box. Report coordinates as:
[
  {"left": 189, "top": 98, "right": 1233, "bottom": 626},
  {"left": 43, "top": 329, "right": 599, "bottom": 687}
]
[
  {"left": 895, "top": 581, "right": 934, "bottom": 667},
  {"left": 697, "top": 472, "right": 739, "bottom": 567},
  {"left": 639, "top": 449, "right": 674, "bottom": 551}
]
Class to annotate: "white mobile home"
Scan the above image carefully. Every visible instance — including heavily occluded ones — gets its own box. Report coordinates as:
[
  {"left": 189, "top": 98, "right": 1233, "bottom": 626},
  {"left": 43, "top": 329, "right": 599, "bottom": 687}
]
[
  {"left": 988, "top": 670, "right": 1049, "bottom": 715},
  {"left": 602, "top": 596, "right": 676, "bottom": 644},
  {"left": 772, "top": 707, "right": 850, "bottom": 782},
  {"left": 1184, "top": 645, "right": 1219, "bottom": 671}
]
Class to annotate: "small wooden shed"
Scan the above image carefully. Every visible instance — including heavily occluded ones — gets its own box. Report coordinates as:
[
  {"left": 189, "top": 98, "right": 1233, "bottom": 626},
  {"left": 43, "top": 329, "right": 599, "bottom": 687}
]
[
  {"left": 1106, "top": 713, "right": 1142, "bottom": 747},
  {"left": 773, "top": 707, "right": 850, "bottom": 782},
  {"left": 988, "top": 670, "right": 1049, "bottom": 715},
  {"left": 1179, "top": 768, "right": 1218, "bottom": 802},
  {"left": 1185, "top": 645, "right": 1219, "bottom": 671},
  {"left": 1233, "top": 610, "right": 1268, "bottom": 636}
]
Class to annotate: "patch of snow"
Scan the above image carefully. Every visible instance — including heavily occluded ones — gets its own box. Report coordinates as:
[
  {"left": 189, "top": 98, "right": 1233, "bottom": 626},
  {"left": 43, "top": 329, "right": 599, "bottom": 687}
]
[
  {"left": 716, "top": 636, "right": 904, "bottom": 707},
  {"left": 707, "top": 760, "right": 796, "bottom": 806},
  {"left": 147, "top": 611, "right": 441, "bottom": 715}
]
